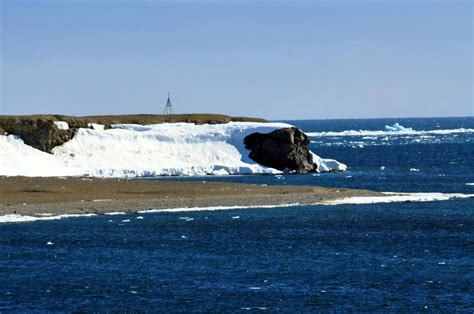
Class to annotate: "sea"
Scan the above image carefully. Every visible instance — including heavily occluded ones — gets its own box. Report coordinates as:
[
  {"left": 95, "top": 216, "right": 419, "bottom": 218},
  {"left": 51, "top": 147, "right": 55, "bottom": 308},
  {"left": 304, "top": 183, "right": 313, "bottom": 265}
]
[{"left": 1, "top": 117, "right": 473, "bottom": 312}]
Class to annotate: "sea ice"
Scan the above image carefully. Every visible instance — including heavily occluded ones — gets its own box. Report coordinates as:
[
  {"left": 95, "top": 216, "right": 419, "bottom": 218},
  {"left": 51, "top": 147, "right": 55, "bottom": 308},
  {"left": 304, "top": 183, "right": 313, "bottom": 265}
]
[
  {"left": 384, "top": 122, "right": 413, "bottom": 132},
  {"left": 305, "top": 127, "right": 474, "bottom": 137},
  {"left": 322, "top": 192, "right": 474, "bottom": 205}
]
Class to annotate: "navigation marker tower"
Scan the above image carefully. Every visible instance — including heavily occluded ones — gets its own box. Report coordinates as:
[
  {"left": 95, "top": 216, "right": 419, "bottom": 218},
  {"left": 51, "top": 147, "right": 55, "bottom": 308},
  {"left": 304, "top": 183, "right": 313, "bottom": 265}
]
[{"left": 163, "top": 92, "right": 174, "bottom": 115}]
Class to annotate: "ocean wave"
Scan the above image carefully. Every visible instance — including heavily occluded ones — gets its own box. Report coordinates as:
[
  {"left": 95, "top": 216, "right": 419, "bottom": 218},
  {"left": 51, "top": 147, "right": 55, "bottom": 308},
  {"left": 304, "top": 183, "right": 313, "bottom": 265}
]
[
  {"left": 137, "top": 203, "right": 302, "bottom": 213},
  {"left": 305, "top": 128, "right": 474, "bottom": 137},
  {"left": 0, "top": 204, "right": 302, "bottom": 224},
  {"left": 0, "top": 213, "right": 97, "bottom": 224}
]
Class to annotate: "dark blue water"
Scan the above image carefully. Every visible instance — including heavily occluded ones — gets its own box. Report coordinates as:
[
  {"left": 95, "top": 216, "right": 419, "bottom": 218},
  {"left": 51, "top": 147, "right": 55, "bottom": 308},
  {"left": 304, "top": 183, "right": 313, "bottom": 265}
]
[{"left": 1, "top": 117, "right": 473, "bottom": 311}]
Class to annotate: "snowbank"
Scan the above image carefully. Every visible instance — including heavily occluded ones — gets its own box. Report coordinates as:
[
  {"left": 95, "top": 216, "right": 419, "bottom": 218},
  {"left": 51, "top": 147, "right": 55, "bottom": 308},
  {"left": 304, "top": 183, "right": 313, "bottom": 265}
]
[{"left": 0, "top": 122, "right": 346, "bottom": 177}]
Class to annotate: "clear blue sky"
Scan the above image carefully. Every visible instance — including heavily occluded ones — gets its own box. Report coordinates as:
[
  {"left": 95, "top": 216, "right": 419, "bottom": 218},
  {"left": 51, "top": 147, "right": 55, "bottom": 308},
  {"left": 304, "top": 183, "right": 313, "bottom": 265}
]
[{"left": 1, "top": 0, "right": 472, "bottom": 119}]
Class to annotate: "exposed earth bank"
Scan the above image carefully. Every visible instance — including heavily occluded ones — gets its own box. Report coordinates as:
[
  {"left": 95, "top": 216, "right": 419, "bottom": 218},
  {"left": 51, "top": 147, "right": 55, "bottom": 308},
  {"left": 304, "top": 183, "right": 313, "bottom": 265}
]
[{"left": 0, "top": 114, "right": 267, "bottom": 153}]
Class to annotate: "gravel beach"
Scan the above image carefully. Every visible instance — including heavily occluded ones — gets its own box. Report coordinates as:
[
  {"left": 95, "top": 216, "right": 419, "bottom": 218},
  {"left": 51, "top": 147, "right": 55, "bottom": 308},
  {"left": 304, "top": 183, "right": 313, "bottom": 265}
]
[{"left": 0, "top": 177, "right": 381, "bottom": 217}]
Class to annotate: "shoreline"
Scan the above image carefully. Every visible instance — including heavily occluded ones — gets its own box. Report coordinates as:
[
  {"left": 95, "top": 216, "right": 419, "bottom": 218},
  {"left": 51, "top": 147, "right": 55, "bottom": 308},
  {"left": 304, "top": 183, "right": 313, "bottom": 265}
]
[{"left": 0, "top": 177, "right": 381, "bottom": 218}]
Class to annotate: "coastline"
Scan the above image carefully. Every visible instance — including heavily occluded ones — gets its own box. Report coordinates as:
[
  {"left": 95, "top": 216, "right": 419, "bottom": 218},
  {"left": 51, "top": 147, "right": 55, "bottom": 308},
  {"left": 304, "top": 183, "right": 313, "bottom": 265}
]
[{"left": 0, "top": 177, "right": 381, "bottom": 218}]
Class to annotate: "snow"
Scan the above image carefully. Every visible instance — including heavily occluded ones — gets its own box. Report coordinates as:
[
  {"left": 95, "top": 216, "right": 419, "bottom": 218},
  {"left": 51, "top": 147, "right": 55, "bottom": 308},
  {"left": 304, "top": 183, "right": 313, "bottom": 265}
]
[
  {"left": 87, "top": 123, "right": 105, "bottom": 130},
  {"left": 0, "top": 135, "right": 82, "bottom": 176},
  {"left": 0, "top": 122, "right": 346, "bottom": 177},
  {"left": 311, "top": 152, "right": 347, "bottom": 172},
  {"left": 53, "top": 121, "right": 69, "bottom": 130}
]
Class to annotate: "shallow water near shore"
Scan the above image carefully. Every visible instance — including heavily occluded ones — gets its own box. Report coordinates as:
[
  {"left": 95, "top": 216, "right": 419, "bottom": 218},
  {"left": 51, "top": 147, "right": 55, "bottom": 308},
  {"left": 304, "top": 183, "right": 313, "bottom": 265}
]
[
  {"left": 1, "top": 117, "right": 473, "bottom": 311},
  {"left": 1, "top": 200, "right": 473, "bottom": 311}
]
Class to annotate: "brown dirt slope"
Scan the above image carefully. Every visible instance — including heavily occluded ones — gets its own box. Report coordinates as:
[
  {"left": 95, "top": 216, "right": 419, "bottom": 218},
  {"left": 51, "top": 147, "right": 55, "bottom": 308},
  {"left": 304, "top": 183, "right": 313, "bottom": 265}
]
[{"left": 0, "top": 177, "right": 381, "bottom": 216}]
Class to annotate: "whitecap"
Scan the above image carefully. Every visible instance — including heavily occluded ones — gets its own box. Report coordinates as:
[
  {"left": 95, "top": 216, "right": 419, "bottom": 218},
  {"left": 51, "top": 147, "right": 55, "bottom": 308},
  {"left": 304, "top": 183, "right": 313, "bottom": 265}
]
[
  {"left": 0, "top": 213, "right": 97, "bottom": 224},
  {"left": 305, "top": 128, "right": 474, "bottom": 137}
]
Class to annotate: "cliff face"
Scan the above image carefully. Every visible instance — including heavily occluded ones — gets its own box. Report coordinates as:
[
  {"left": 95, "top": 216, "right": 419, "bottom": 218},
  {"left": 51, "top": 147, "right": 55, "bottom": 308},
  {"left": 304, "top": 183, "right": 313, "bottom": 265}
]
[
  {"left": 0, "top": 118, "right": 76, "bottom": 153},
  {"left": 244, "top": 127, "right": 317, "bottom": 173},
  {"left": 0, "top": 115, "right": 328, "bottom": 174}
]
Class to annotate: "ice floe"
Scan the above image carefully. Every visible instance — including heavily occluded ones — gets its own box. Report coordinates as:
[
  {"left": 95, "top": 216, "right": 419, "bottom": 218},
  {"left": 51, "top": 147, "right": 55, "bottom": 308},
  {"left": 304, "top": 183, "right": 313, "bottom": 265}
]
[
  {"left": 322, "top": 192, "right": 474, "bottom": 205},
  {"left": 384, "top": 122, "right": 413, "bottom": 132}
]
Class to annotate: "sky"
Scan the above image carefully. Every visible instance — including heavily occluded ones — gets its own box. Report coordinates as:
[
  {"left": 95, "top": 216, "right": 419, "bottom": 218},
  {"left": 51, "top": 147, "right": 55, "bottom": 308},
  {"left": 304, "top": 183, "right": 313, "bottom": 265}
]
[{"left": 1, "top": 0, "right": 472, "bottom": 120}]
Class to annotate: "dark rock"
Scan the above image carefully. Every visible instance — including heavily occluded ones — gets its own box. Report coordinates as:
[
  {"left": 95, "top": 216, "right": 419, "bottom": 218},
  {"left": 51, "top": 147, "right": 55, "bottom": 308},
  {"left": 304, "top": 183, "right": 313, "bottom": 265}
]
[
  {"left": 0, "top": 118, "right": 75, "bottom": 153},
  {"left": 244, "top": 127, "right": 317, "bottom": 173}
]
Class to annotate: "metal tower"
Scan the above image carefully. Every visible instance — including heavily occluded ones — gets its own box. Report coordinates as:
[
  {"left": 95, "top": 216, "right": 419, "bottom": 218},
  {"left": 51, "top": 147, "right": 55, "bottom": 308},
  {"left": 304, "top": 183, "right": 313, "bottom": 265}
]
[{"left": 163, "top": 92, "right": 174, "bottom": 115}]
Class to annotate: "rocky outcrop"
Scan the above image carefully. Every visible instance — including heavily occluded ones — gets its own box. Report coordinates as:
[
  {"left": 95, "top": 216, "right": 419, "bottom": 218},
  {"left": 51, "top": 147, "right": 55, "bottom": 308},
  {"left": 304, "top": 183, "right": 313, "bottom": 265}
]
[
  {"left": 244, "top": 127, "right": 317, "bottom": 173},
  {"left": 0, "top": 118, "right": 76, "bottom": 153}
]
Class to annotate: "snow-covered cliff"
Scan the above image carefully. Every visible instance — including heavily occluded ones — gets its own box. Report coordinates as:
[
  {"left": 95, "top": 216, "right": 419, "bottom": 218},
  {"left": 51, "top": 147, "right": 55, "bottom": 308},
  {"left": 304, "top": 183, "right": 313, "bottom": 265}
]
[{"left": 0, "top": 122, "right": 346, "bottom": 177}]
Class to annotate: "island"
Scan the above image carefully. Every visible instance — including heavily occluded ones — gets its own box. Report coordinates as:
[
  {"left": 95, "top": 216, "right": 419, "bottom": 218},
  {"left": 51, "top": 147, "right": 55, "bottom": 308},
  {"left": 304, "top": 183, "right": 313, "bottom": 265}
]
[{"left": 0, "top": 114, "right": 379, "bottom": 221}]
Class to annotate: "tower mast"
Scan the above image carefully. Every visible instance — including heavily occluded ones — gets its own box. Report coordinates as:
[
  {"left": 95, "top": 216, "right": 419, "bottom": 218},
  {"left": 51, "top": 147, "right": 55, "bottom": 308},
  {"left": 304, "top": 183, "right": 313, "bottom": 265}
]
[{"left": 163, "top": 92, "right": 174, "bottom": 115}]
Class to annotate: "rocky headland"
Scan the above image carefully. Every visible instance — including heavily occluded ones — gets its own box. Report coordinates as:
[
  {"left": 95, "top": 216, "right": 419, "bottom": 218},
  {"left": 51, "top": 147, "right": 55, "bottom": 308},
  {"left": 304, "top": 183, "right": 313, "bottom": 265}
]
[{"left": 1, "top": 114, "right": 322, "bottom": 173}]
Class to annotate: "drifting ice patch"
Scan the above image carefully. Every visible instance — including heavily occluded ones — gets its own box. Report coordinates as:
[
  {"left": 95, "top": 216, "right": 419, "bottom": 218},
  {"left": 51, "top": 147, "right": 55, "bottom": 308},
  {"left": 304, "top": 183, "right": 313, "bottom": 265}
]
[
  {"left": 322, "top": 192, "right": 474, "bottom": 205},
  {"left": 384, "top": 122, "right": 413, "bottom": 132},
  {"left": 305, "top": 128, "right": 474, "bottom": 137}
]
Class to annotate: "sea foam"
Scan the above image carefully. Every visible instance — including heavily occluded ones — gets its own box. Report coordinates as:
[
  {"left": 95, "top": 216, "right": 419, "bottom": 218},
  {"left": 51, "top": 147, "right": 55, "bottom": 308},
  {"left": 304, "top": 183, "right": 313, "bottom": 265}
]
[{"left": 305, "top": 127, "right": 474, "bottom": 137}]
